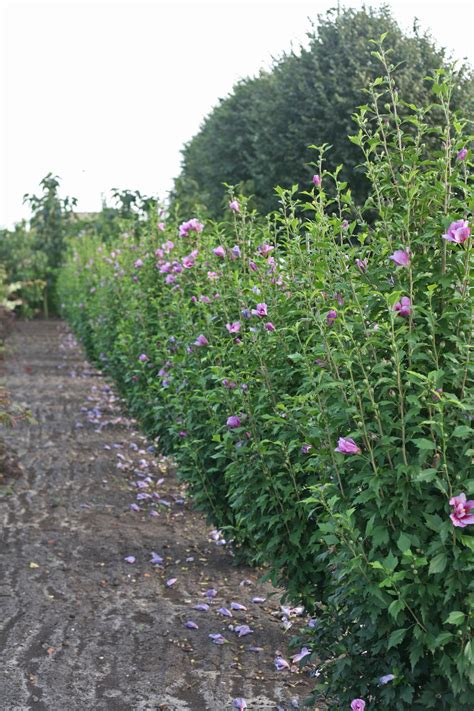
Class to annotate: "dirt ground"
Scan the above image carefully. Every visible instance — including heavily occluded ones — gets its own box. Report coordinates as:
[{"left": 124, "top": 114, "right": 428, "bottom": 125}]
[{"left": 0, "top": 320, "right": 321, "bottom": 711}]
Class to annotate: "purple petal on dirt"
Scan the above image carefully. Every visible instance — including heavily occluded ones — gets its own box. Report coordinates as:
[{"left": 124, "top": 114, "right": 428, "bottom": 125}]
[
  {"left": 149, "top": 510, "right": 159, "bottom": 517},
  {"left": 185, "top": 556, "right": 195, "bottom": 562},
  {"left": 251, "top": 596, "right": 266, "bottom": 603},
  {"left": 203, "top": 588, "right": 218, "bottom": 598},
  {"left": 291, "top": 646, "right": 311, "bottom": 663},
  {"left": 158, "top": 499, "right": 171, "bottom": 507},
  {"left": 129, "top": 503, "right": 140, "bottom": 512},
  {"left": 209, "top": 633, "right": 227, "bottom": 644},
  {"left": 217, "top": 607, "right": 233, "bottom": 618},
  {"left": 184, "top": 620, "right": 199, "bottom": 629},
  {"left": 230, "top": 602, "right": 247, "bottom": 611},
  {"left": 235, "top": 624, "right": 253, "bottom": 637},
  {"left": 166, "top": 577, "right": 177, "bottom": 587},
  {"left": 307, "top": 618, "right": 317, "bottom": 628},
  {"left": 239, "top": 578, "right": 252, "bottom": 587},
  {"left": 192, "top": 603, "right": 210, "bottom": 612},
  {"left": 247, "top": 646, "right": 263, "bottom": 653},
  {"left": 232, "top": 699, "right": 247, "bottom": 710},
  {"left": 274, "top": 655, "right": 290, "bottom": 671},
  {"left": 150, "top": 551, "right": 163, "bottom": 564},
  {"left": 136, "top": 493, "right": 151, "bottom": 500},
  {"left": 124, "top": 556, "right": 136, "bottom": 564}
]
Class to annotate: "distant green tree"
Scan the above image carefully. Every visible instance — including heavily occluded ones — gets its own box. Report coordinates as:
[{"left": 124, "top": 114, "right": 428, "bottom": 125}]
[
  {"left": 23, "top": 173, "right": 77, "bottom": 310},
  {"left": 171, "top": 5, "right": 474, "bottom": 217}
]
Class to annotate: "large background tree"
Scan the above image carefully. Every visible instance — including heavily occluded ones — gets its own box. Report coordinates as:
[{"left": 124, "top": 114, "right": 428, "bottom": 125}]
[{"left": 171, "top": 5, "right": 474, "bottom": 217}]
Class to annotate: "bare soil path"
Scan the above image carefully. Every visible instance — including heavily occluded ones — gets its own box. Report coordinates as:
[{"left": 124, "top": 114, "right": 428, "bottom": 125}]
[{"left": 0, "top": 320, "right": 317, "bottom": 711}]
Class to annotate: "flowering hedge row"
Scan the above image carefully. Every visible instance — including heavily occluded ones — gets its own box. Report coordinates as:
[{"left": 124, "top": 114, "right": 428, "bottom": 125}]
[{"left": 58, "top": 53, "right": 473, "bottom": 709}]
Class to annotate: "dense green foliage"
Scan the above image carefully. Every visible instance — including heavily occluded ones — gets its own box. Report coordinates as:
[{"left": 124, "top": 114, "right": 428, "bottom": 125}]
[
  {"left": 59, "top": 46, "right": 473, "bottom": 709},
  {"left": 172, "top": 6, "right": 474, "bottom": 218}
]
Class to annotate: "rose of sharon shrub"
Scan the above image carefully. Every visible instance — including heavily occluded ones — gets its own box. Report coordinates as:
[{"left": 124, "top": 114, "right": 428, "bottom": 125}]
[{"left": 58, "top": 47, "right": 473, "bottom": 709}]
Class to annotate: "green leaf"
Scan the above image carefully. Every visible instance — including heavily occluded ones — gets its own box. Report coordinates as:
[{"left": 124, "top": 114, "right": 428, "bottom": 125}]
[
  {"left": 444, "top": 610, "right": 465, "bottom": 626},
  {"left": 387, "top": 627, "right": 408, "bottom": 649},
  {"left": 413, "top": 438, "right": 436, "bottom": 450},
  {"left": 452, "top": 425, "right": 472, "bottom": 438},
  {"left": 397, "top": 532, "right": 411, "bottom": 553},
  {"left": 429, "top": 552, "right": 447, "bottom": 574}
]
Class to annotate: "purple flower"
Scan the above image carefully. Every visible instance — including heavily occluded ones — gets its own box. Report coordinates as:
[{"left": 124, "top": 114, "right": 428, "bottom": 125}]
[
  {"left": 241, "top": 308, "right": 251, "bottom": 319},
  {"left": 222, "top": 379, "right": 237, "bottom": 389},
  {"left": 291, "top": 647, "right": 311, "bottom": 664},
  {"left": 226, "top": 322, "right": 241, "bottom": 334},
  {"left": 203, "top": 588, "right": 218, "bottom": 598},
  {"left": 355, "top": 258, "right": 368, "bottom": 273},
  {"left": 138, "top": 353, "right": 149, "bottom": 362},
  {"left": 207, "top": 271, "right": 219, "bottom": 280},
  {"left": 251, "top": 303, "right": 268, "bottom": 317},
  {"left": 249, "top": 261, "right": 258, "bottom": 272},
  {"left": 209, "top": 633, "right": 227, "bottom": 644},
  {"left": 182, "top": 255, "right": 196, "bottom": 269},
  {"left": 449, "top": 493, "right": 474, "bottom": 527},
  {"left": 442, "top": 219, "right": 470, "bottom": 244},
  {"left": 389, "top": 249, "right": 410, "bottom": 267},
  {"left": 232, "top": 699, "right": 247, "bottom": 710},
  {"left": 379, "top": 673, "right": 396, "bottom": 684},
  {"left": 134, "top": 258, "right": 144, "bottom": 269},
  {"left": 165, "top": 274, "right": 176, "bottom": 285},
  {"left": 300, "top": 444, "right": 312, "bottom": 454},
  {"left": 351, "top": 701, "right": 366, "bottom": 711},
  {"left": 457, "top": 147, "right": 468, "bottom": 161},
  {"left": 217, "top": 607, "right": 233, "bottom": 617},
  {"left": 334, "top": 292, "right": 344, "bottom": 306},
  {"left": 227, "top": 415, "right": 241, "bottom": 429},
  {"left": 124, "top": 555, "right": 136, "bottom": 564},
  {"left": 213, "top": 245, "right": 226, "bottom": 258},
  {"left": 179, "top": 218, "right": 204, "bottom": 237},
  {"left": 335, "top": 437, "right": 361, "bottom": 455},
  {"left": 230, "top": 601, "right": 247, "bottom": 611},
  {"left": 229, "top": 200, "right": 240, "bottom": 213},
  {"left": 342, "top": 219, "right": 349, "bottom": 229},
  {"left": 150, "top": 551, "right": 163, "bottom": 564},
  {"left": 130, "top": 503, "right": 140, "bottom": 512},
  {"left": 326, "top": 309, "right": 337, "bottom": 326},
  {"left": 312, "top": 174, "right": 321, "bottom": 187},
  {"left": 258, "top": 244, "right": 274, "bottom": 257},
  {"left": 194, "top": 334, "right": 209, "bottom": 347},
  {"left": 184, "top": 620, "right": 199, "bottom": 629},
  {"left": 166, "top": 577, "right": 177, "bottom": 587},
  {"left": 178, "top": 430, "right": 187, "bottom": 438},
  {"left": 274, "top": 655, "right": 290, "bottom": 671},
  {"left": 393, "top": 296, "right": 412, "bottom": 317},
  {"left": 264, "top": 322, "right": 275, "bottom": 331}
]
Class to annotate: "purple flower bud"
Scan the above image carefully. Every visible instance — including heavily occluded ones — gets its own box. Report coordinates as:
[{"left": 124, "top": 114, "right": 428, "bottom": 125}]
[
  {"left": 138, "top": 353, "right": 149, "bottom": 362},
  {"left": 351, "top": 700, "right": 366, "bottom": 711},
  {"left": 355, "top": 258, "right": 368, "bottom": 273},
  {"left": 184, "top": 620, "right": 199, "bottom": 629},
  {"left": 213, "top": 245, "right": 226, "bottom": 258},
  {"left": 229, "top": 200, "right": 240, "bottom": 213},
  {"left": 312, "top": 174, "right": 321, "bottom": 187},
  {"left": 124, "top": 555, "right": 136, "bottom": 564},
  {"left": 326, "top": 309, "right": 337, "bottom": 326},
  {"left": 393, "top": 296, "right": 412, "bottom": 317},
  {"left": 457, "top": 147, "right": 468, "bottom": 161},
  {"left": 227, "top": 415, "right": 241, "bottom": 429},
  {"left": 264, "top": 322, "right": 275, "bottom": 331},
  {"left": 134, "top": 258, "right": 143, "bottom": 269},
  {"left": 335, "top": 437, "right": 361, "bottom": 455},
  {"left": 194, "top": 334, "right": 209, "bottom": 347},
  {"left": 379, "top": 673, "right": 396, "bottom": 684}
]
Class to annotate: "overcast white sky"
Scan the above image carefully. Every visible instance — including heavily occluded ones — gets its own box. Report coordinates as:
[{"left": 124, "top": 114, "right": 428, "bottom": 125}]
[{"left": 0, "top": 0, "right": 472, "bottom": 227}]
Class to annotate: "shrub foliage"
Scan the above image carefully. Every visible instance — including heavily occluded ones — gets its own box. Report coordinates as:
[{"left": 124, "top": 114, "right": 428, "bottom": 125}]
[{"left": 58, "top": 46, "right": 473, "bottom": 709}]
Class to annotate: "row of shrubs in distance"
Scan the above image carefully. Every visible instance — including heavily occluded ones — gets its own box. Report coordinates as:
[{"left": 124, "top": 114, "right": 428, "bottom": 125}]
[{"left": 58, "top": 56, "right": 473, "bottom": 710}]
